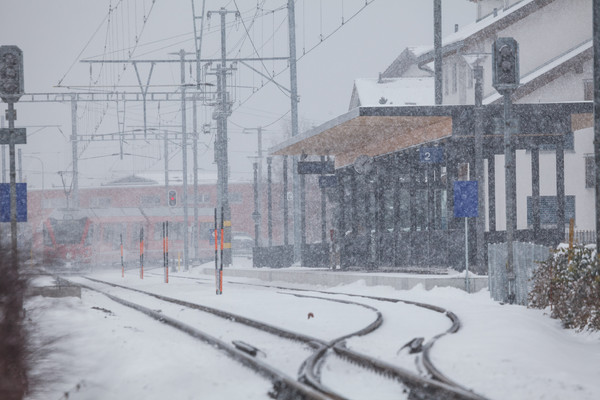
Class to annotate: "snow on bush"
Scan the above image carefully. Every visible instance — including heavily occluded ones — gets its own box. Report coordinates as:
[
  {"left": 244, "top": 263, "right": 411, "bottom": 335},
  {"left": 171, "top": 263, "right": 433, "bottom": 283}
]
[{"left": 528, "top": 244, "right": 600, "bottom": 331}]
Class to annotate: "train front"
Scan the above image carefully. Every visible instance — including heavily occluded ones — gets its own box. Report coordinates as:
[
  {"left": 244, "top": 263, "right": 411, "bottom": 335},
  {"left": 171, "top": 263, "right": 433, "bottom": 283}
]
[{"left": 42, "top": 209, "right": 93, "bottom": 270}]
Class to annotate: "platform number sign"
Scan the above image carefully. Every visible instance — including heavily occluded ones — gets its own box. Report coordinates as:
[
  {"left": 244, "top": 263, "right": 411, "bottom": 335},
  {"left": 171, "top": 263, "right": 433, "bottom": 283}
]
[{"left": 420, "top": 147, "right": 444, "bottom": 164}]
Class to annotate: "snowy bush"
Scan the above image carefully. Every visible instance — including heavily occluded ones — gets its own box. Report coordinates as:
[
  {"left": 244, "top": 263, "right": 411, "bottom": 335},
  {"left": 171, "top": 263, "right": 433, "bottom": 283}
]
[
  {"left": 0, "top": 250, "right": 29, "bottom": 399},
  {"left": 528, "top": 244, "right": 600, "bottom": 331}
]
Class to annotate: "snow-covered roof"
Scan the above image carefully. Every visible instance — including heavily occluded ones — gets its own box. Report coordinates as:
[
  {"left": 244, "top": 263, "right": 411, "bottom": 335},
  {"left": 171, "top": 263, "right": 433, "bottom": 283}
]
[
  {"left": 101, "top": 172, "right": 219, "bottom": 187},
  {"left": 418, "top": 0, "right": 538, "bottom": 62},
  {"left": 352, "top": 77, "right": 434, "bottom": 107}
]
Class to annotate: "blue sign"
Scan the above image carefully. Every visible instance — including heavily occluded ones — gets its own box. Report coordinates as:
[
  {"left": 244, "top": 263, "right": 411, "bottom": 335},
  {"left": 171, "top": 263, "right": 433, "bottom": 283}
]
[
  {"left": 454, "top": 181, "right": 478, "bottom": 218},
  {"left": 420, "top": 147, "right": 444, "bottom": 163},
  {"left": 0, "top": 183, "right": 27, "bottom": 222}
]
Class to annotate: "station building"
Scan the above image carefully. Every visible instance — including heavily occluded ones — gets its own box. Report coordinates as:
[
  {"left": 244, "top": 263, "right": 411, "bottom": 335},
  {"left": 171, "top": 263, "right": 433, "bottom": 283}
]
[{"left": 271, "top": 0, "right": 595, "bottom": 271}]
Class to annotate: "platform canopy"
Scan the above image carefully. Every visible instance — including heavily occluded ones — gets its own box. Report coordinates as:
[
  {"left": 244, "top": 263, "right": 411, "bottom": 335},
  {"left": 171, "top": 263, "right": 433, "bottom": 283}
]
[{"left": 270, "top": 103, "right": 593, "bottom": 168}]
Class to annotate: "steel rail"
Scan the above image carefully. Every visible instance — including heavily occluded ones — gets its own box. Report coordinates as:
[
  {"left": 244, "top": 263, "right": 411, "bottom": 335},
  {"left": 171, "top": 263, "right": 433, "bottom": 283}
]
[
  {"left": 158, "top": 275, "right": 486, "bottom": 399},
  {"left": 56, "top": 276, "right": 328, "bottom": 400}
]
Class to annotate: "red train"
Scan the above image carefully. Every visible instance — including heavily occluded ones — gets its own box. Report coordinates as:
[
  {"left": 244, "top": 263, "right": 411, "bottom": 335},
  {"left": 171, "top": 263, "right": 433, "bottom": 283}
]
[{"left": 42, "top": 206, "right": 219, "bottom": 269}]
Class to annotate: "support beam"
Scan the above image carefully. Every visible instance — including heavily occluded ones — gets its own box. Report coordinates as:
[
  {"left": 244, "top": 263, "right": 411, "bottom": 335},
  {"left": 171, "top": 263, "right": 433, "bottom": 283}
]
[
  {"left": 70, "top": 96, "right": 79, "bottom": 208},
  {"left": 488, "top": 156, "right": 496, "bottom": 232},
  {"left": 531, "top": 145, "right": 541, "bottom": 235},
  {"left": 434, "top": 0, "right": 443, "bottom": 105},
  {"left": 556, "top": 138, "right": 565, "bottom": 241}
]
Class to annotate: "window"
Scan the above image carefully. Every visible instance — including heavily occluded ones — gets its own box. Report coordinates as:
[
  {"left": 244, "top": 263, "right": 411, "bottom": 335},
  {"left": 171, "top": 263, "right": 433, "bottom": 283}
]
[
  {"left": 414, "top": 190, "right": 428, "bottom": 231},
  {"left": 102, "top": 223, "right": 125, "bottom": 249},
  {"left": 382, "top": 184, "right": 394, "bottom": 231},
  {"left": 90, "top": 197, "right": 111, "bottom": 208},
  {"left": 198, "top": 193, "right": 210, "bottom": 203},
  {"left": 468, "top": 67, "right": 473, "bottom": 89},
  {"left": 397, "top": 189, "right": 411, "bottom": 231},
  {"left": 141, "top": 195, "right": 160, "bottom": 207},
  {"left": 538, "top": 132, "right": 574, "bottom": 151},
  {"left": 452, "top": 63, "right": 458, "bottom": 93},
  {"left": 229, "top": 192, "right": 243, "bottom": 204},
  {"left": 444, "top": 67, "right": 449, "bottom": 95},
  {"left": 584, "top": 79, "right": 593, "bottom": 101},
  {"left": 586, "top": 155, "right": 595, "bottom": 188},
  {"left": 527, "top": 196, "right": 575, "bottom": 226}
]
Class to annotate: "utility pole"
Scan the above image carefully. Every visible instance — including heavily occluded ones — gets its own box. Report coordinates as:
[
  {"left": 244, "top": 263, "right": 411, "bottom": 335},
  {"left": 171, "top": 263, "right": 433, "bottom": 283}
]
[
  {"left": 192, "top": 97, "right": 199, "bottom": 262},
  {"left": 594, "top": 0, "right": 600, "bottom": 252},
  {"left": 180, "top": 49, "right": 190, "bottom": 271},
  {"left": 244, "top": 127, "right": 263, "bottom": 244},
  {"left": 70, "top": 95, "right": 79, "bottom": 208},
  {"left": 434, "top": 0, "right": 442, "bottom": 105},
  {"left": 208, "top": 8, "right": 239, "bottom": 266},
  {"left": 288, "top": 0, "right": 302, "bottom": 263},
  {"left": 0, "top": 46, "right": 25, "bottom": 258},
  {"left": 492, "top": 37, "right": 520, "bottom": 304},
  {"left": 474, "top": 65, "right": 485, "bottom": 273}
]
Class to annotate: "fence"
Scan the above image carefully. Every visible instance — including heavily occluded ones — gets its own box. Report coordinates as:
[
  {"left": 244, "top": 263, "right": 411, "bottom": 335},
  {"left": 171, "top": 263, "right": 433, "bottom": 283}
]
[
  {"left": 488, "top": 242, "right": 550, "bottom": 305},
  {"left": 564, "top": 230, "right": 596, "bottom": 245}
]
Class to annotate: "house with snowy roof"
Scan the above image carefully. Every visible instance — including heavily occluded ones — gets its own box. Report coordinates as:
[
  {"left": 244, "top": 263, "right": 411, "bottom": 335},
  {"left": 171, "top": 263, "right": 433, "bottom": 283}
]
[{"left": 272, "top": 0, "right": 595, "bottom": 271}]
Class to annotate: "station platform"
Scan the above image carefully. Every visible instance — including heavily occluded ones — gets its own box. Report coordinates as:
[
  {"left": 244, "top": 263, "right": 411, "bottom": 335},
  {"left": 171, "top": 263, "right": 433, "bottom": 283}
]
[{"left": 200, "top": 262, "right": 488, "bottom": 293}]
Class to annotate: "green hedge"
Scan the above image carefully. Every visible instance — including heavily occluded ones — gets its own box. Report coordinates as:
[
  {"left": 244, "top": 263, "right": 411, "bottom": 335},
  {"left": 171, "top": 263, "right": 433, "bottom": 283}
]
[{"left": 528, "top": 244, "right": 600, "bottom": 331}]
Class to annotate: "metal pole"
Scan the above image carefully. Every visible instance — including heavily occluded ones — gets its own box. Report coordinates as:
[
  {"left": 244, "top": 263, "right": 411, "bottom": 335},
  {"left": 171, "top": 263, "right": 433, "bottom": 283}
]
[
  {"left": 1, "top": 116, "right": 5, "bottom": 183},
  {"left": 465, "top": 217, "right": 470, "bottom": 293},
  {"left": 253, "top": 162, "right": 260, "bottom": 247},
  {"left": 474, "top": 65, "right": 485, "bottom": 273},
  {"left": 214, "top": 8, "right": 232, "bottom": 266},
  {"left": 594, "top": 0, "right": 600, "bottom": 252},
  {"left": 17, "top": 148, "right": 21, "bottom": 182},
  {"left": 283, "top": 155, "right": 289, "bottom": 246},
  {"left": 434, "top": 0, "right": 442, "bottom": 105},
  {"left": 267, "top": 157, "right": 273, "bottom": 247},
  {"left": 7, "top": 101, "right": 17, "bottom": 256},
  {"left": 257, "top": 127, "right": 263, "bottom": 240},
  {"left": 321, "top": 156, "right": 327, "bottom": 243},
  {"left": 70, "top": 96, "right": 79, "bottom": 208},
  {"left": 180, "top": 49, "right": 190, "bottom": 271},
  {"left": 504, "top": 90, "right": 516, "bottom": 303},
  {"left": 288, "top": 0, "right": 302, "bottom": 263},
  {"left": 193, "top": 98, "right": 199, "bottom": 261},
  {"left": 300, "top": 156, "right": 306, "bottom": 265},
  {"left": 164, "top": 129, "right": 169, "bottom": 211}
]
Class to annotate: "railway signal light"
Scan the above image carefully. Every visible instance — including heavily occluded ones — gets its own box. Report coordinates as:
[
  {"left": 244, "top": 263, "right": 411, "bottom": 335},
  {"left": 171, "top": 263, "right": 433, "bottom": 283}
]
[
  {"left": 0, "top": 46, "right": 24, "bottom": 102},
  {"left": 492, "top": 37, "right": 520, "bottom": 91},
  {"left": 168, "top": 190, "right": 177, "bottom": 206}
]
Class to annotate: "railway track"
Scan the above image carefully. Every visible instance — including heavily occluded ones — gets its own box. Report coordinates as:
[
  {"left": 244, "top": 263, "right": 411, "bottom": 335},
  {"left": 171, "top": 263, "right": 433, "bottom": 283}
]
[
  {"left": 58, "top": 274, "right": 486, "bottom": 400},
  {"left": 154, "top": 273, "right": 488, "bottom": 399}
]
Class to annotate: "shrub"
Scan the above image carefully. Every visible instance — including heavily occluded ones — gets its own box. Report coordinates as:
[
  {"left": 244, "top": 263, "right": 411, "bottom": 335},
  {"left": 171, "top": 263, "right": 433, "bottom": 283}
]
[
  {"left": 0, "top": 250, "right": 28, "bottom": 399},
  {"left": 528, "top": 244, "right": 600, "bottom": 331}
]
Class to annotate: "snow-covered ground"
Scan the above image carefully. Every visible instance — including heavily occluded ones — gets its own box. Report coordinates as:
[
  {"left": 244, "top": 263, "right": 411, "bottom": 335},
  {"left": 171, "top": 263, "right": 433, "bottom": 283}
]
[{"left": 25, "top": 259, "right": 600, "bottom": 400}]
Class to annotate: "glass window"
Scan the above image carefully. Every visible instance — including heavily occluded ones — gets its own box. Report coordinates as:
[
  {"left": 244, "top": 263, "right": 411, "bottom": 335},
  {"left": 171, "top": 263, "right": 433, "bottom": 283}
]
[
  {"left": 415, "top": 190, "right": 428, "bottom": 231},
  {"left": 527, "top": 196, "right": 575, "bottom": 226},
  {"left": 585, "top": 155, "right": 595, "bottom": 188},
  {"left": 50, "top": 218, "right": 86, "bottom": 244},
  {"left": 141, "top": 195, "right": 160, "bottom": 207},
  {"left": 383, "top": 184, "right": 394, "bottom": 231},
  {"left": 397, "top": 188, "right": 411, "bottom": 231}
]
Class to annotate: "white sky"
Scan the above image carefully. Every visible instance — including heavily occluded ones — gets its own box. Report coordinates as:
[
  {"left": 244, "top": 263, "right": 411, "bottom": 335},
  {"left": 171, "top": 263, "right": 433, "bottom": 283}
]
[{"left": 0, "top": 0, "right": 475, "bottom": 191}]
